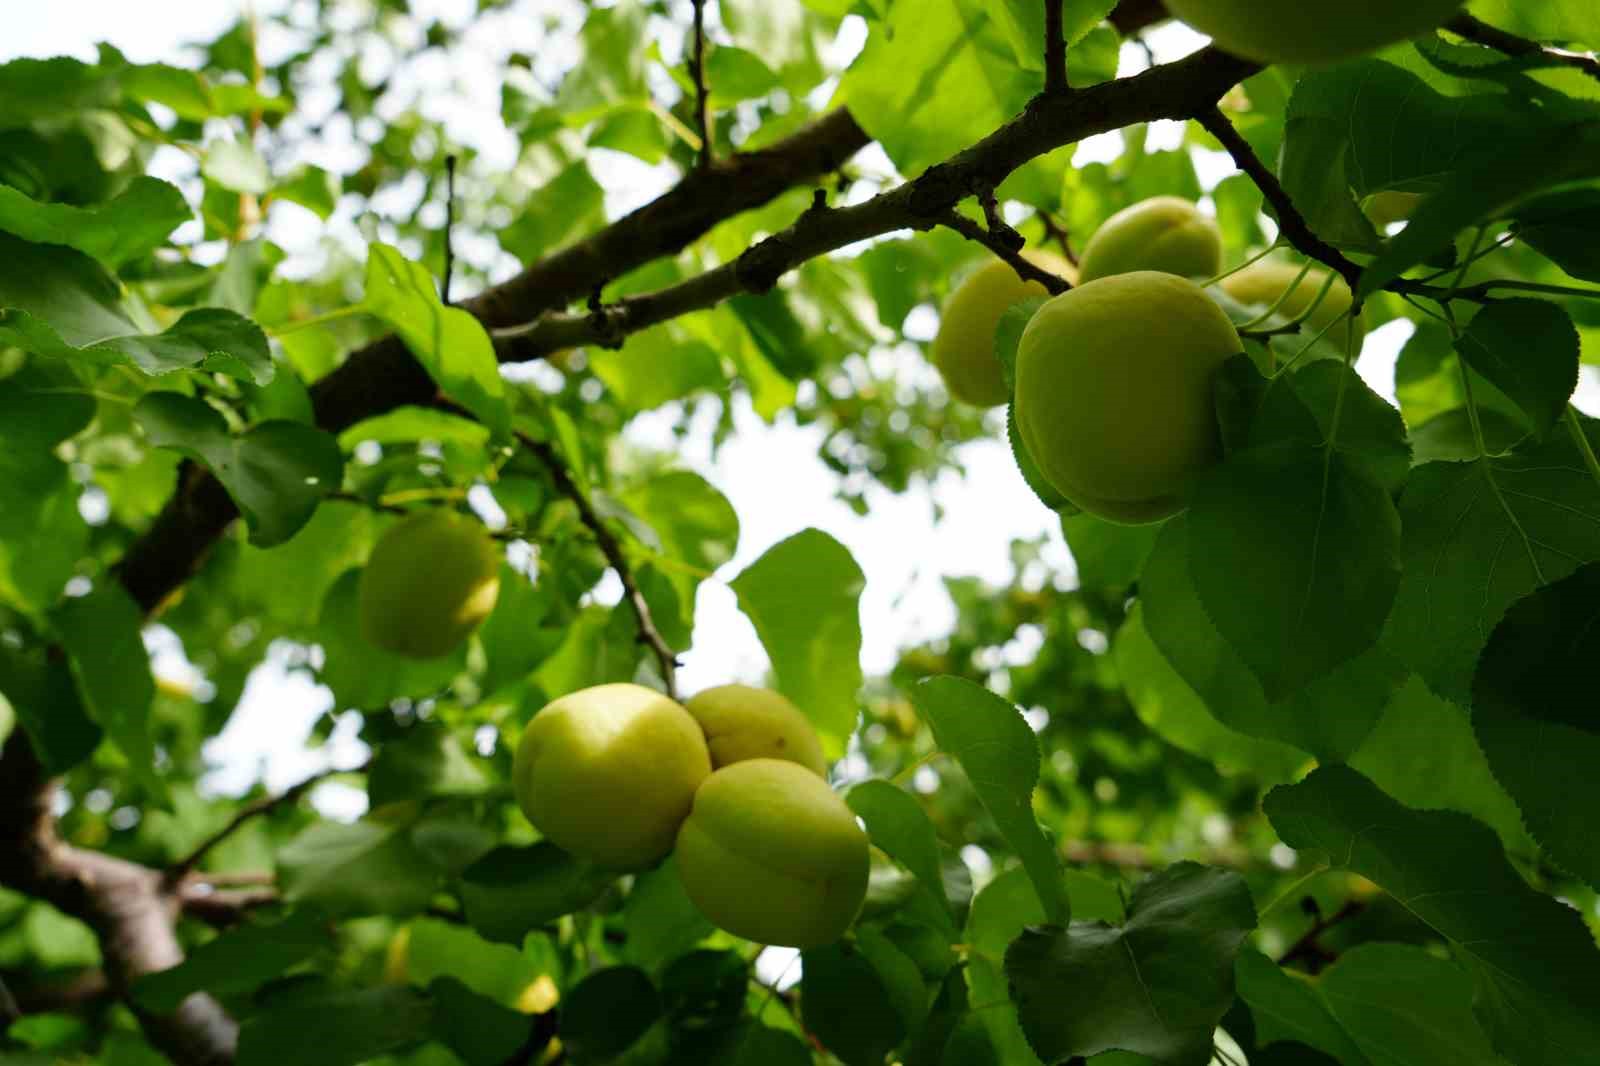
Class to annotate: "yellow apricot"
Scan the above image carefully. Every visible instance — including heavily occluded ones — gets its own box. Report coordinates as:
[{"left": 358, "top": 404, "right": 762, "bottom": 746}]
[
  {"left": 1014, "top": 272, "right": 1242, "bottom": 524},
  {"left": 358, "top": 510, "right": 502, "bottom": 659},
  {"left": 513, "top": 683, "right": 711, "bottom": 871},
  {"left": 684, "top": 684, "right": 828, "bottom": 777},
  {"left": 930, "top": 250, "right": 1076, "bottom": 407},
  {"left": 675, "top": 759, "right": 869, "bottom": 948},
  {"left": 1076, "top": 197, "right": 1222, "bottom": 284},
  {"left": 1221, "top": 260, "right": 1364, "bottom": 343},
  {"left": 1165, "top": 0, "right": 1467, "bottom": 65}
]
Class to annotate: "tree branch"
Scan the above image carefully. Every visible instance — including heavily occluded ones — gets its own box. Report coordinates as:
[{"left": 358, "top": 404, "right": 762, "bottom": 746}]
[
  {"left": 166, "top": 762, "right": 369, "bottom": 886},
  {"left": 1447, "top": 14, "right": 1600, "bottom": 85},
  {"left": 939, "top": 211, "right": 1070, "bottom": 294},
  {"left": 1277, "top": 898, "right": 1365, "bottom": 973},
  {"left": 1193, "top": 107, "right": 1364, "bottom": 291},
  {"left": 1044, "top": 0, "right": 1068, "bottom": 94},
  {"left": 515, "top": 430, "right": 682, "bottom": 697},
  {"left": 0, "top": 974, "right": 20, "bottom": 1027},
  {"left": 689, "top": 0, "right": 713, "bottom": 168},
  {"left": 494, "top": 47, "right": 1259, "bottom": 361}
]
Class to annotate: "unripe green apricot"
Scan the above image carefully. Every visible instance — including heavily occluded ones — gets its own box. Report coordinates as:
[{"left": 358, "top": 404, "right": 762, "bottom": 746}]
[
  {"left": 685, "top": 684, "right": 828, "bottom": 777},
  {"left": 1014, "top": 272, "right": 1241, "bottom": 525},
  {"left": 1076, "top": 197, "right": 1222, "bottom": 284},
  {"left": 931, "top": 250, "right": 1076, "bottom": 407},
  {"left": 675, "top": 759, "right": 869, "bottom": 948},
  {"left": 1221, "top": 260, "right": 1365, "bottom": 343},
  {"left": 514, "top": 683, "right": 711, "bottom": 871},
  {"left": 1164, "top": 0, "right": 1466, "bottom": 65},
  {"left": 358, "top": 510, "right": 502, "bottom": 659}
]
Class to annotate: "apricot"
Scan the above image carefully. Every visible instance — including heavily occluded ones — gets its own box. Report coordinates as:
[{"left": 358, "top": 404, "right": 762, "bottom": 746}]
[
  {"left": 1076, "top": 197, "right": 1222, "bottom": 284},
  {"left": 358, "top": 510, "right": 502, "bottom": 659},
  {"left": 930, "top": 250, "right": 1075, "bottom": 407},
  {"left": 684, "top": 684, "right": 828, "bottom": 777},
  {"left": 1221, "top": 260, "right": 1364, "bottom": 343},
  {"left": 1164, "top": 0, "right": 1467, "bottom": 65},
  {"left": 513, "top": 683, "right": 711, "bottom": 871},
  {"left": 1013, "top": 272, "right": 1241, "bottom": 524},
  {"left": 675, "top": 759, "right": 869, "bottom": 948}
]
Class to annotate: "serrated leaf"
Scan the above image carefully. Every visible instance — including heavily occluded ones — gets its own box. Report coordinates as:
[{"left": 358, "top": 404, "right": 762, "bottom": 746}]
[
  {"left": 1511, "top": 187, "right": 1600, "bottom": 282},
  {"left": 847, "top": 780, "right": 952, "bottom": 926},
  {"left": 278, "top": 818, "right": 441, "bottom": 916},
  {"left": 1384, "top": 426, "right": 1600, "bottom": 704},
  {"left": 1007, "top": 402, "right": 1078, "bottom": 514},
  {"left": 1235, "top": 944, "right": 1506, "bottom": 1066},
  {"left": 236, "top": 983, "right": 434, "bottom": 1066},
  {"left": 0, "top": 233, "right": 271, "bottom": 383},
  {"left": 1187, "top": 442, "right": 1402, "bottom": 701},
  {"left": 360, "top": 244, "right": 508, "bottom": 436},
  {"left": 1005, "top": 862, "right": 1256, "bottom": 1066},
  {"left": 459, "top": 844, "right": 612, "bottom": 945},
  {"left": 133, "top": 392, "right": 343, "bottom": 547},
  {"left": 729, "top": 529, "right": 864, "bottom": 753},
  {"left": 1140, "top": 514, "right": 1401, "bottom": 760},
  {"left": 1456, "top": 300, "right": 1580, "bottom": 435},
  {"left": 909, "top": 676, "right": 1067, "bottom": 925},
  {"left": 0, "top": 176, "right": 189, "bottom": 267},
  {"left": 1263, "top": 765, "right": 1600, "bottom": 1066},
  {"left": 134, "top": 909, "right": 328, "bottom": 1013}
]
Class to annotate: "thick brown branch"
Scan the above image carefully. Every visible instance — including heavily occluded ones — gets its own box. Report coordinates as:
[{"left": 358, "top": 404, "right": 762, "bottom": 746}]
[
  {"left": 114, "top": 107, "right": 871, "bottom": 617},
  {"left": 690, "top": 0, "right": 713, "bottom": 168},
  {"left": 516, "top": 431, "right": 681, "bottom": 697},
  {"left": 1447, "top": 14, "right": 1600, "bottom": 85},
  {"left": 495, "top": 47, "right": 1259, "bottom": 361},
  {"left": 1044, "top": 0, "right": 1068, "bottom": 94},
  {"left": 1108, "top": 0, "right": 1169, "bottom": 35},
  {"left": 1194, "top": 107, "right": 1364, "bottom": 291},
  {"left": 940, "top": 211, "right": 1070, "bottom": 294}
]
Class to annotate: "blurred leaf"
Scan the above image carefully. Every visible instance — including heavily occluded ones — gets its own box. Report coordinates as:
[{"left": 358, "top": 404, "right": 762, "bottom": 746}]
[
  {"left": 0, "top": 176, "right": 188, "bottom": 266},
  {"left": 500, "top": 162, "right": 603, "bottom": 262},
  {"left": 560, "top": 967, "right": 660, "bottom": 1062},
  {"left": 589, "top": 327, "right": 726, "bottom": 411},
  {"left": 236, "top": 984, "right": 435, "bottom": 1066},
  {"left": 428, "top": 977, "right": 535, "bottom": 1066},
  {"left": 204, "top": 138, "right": 271, "bottom": 196},
  {"left": 0, "top": 640, "right": 99, "bottom": 773},
  {"left": 134, "top": 909, "right": 327, "bottom": 1013},
  {"left": 404, "top": 918, "right": 546, "bottom": 1009},
  {"left": 1005, "top": 863, "right": 1256, "bottom": 1066},
  {"left": 367, "top": 723, "right": 492, "bottom": 806},
  {"left": 730, "top": 529, "right": 864, "bottom": 754},
  {"left": 278, "top": 818, "right": 441, "bottom": 917},
  {"left": 910, "top": 676, "right": 1067, "bottom": 925},
  {"left": 133, "top": 392, "right": 342, "bottom": 547},
  {"left": 460, "top": 843, "right": 612, "bottom": 945},
  {"left": 274, "top": 165, "right": 341, "bottom": 220}
]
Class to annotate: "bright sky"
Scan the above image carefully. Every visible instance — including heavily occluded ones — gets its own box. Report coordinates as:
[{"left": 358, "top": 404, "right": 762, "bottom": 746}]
[{"left": 9, "top": 2, "right": 1600, "bottom": 819}]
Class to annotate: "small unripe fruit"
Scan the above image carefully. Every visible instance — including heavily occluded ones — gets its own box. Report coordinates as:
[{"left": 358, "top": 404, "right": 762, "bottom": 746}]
[
  {"left": 675, "top": 759, "right": 869, "bottom": 948},
  {"left": 931, "top": 251, "right": 1075, "bottom": 407},
  {"left": 514, "top": 683, "right": 711, "bottom": 871},
  {"left": 359, "top": 510, "right": 502, "bottom": 659},
  {"left": 1077, "top": 197, "right": 1222, "bottom": 284},
  {"left": 1165, "top": 0, "right": 1467, "bottom": 66},
  {"left": 1221, "top": 260, "right": 1364, "bottom": 343},
  {"left": 684, "top": 684, "right": 828, "bottom": 777},
  {"left": 1014, "top": 272, "right": 1241, "bottom": 525}
]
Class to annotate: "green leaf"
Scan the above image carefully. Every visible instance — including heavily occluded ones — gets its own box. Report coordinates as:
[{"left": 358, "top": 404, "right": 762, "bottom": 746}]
[
  {"left": 0, "top": 444, "right": 88, "bottom": 613},
  {"left": 427, "top": 978, "right": 535, "bottom": 1066},
  {"left": 1061, "top": 512, "right": 1161, "bottom": 590},
  {"left": 1456, "top": 300, "right": 1580, "bottom": 435},
  {"left": 1263, "top": 765, "right": 1600, "bottom": 1066},
  {"left": 1510, "top": 187, "right": 1600, "bottom": 283},
  {"left": 1187, "top": 442, "right": 1402, "bottom": 700},
  {"left": 560, "top": 967, "right": 660, "bottom": 1062},
  {"left": 1384, "top": 428, "right": 1600, "bottom": 705},
  {"left": 1115, "top": 607, "right": 1306, "bottom": 783},
  {"left": 909, "top": 676, "right": 1067, "bottom": 925},
  {"left": 338, "top": 406, "right": 491, "bottom": 451},
  {"left": 659, "top": 949, "right": 747, "bottom": 1034},
  {"left": 367, "top": 723, "right": 493, "bottom": 806},
  {"left": 802, "top": 941, "right": 907, "bottom": 1066},
  {"left": 0, "top": 234, "right": 272, "bottom": 383},
  {"left": 1142, "top": 515, "right": 1402, "bottom": 762},
  {"left": 0, "top": 641, "right": 99, "bottom": 773},
  {"left": 856, "top": 926, "right": 931, "bottom": 1034},
  {"left": 847, "top": 780, "right": 952, "bottom": 926},
  {"left": 360, "top": 244, "right": 508, "bottom": 436},
  {"left": 1007, "top": 402, "right": 1077, "bottom": 514},
  {"left": 459, "top": 843, "right": 612, "bottom": 945},
  {"left": 133, "top": 392, "right": 343, "bottom": 547},
  {"left": 729, "top": 529, "right": 864, "bottom": 754},
  {"left": 588, "top": 328, "right": 726, "bottom": 412},
  {"left": 621, "top": 857, "right": 714, "bottom": 973},
  {"left": 278, "top": 818, "right": 442, "bottom": 916},
  {"left": 51, "top": 584, "right": 162, "bottom": 799},
  {"left": 1236, "top": 944, "right": 1506, "bottom": 1066},
  {"left": 236, "top": 984, "right": 435, "bottom": 1066},
  {"left": 704, "top": 46, "right": 781, "bottom": 103},
  {"left": 133, "top": 909, "right": 327, "bottom": 1013},
  {"left": 0, "top": 177, "right": 189, "bottom": 267},
  {"left": 1005, "top": 862, "right": 1256, "bottom": 1066},
  {"left": 1465, "top": 0, "right": 1599, "bottom": 44},
  {"left": 620, "top": 470, "right": 739, "bottom": 640},
  {"left": 500, "top": 162, "right": 603, "bottom": 261},
  {"left": 274, "top": 165, "right": 341, "bottom": 221},
  {"left": 990, "top": 0, "right": 1117, "bottom": 70},
  {"left": 203, "top": 138, "right": 271, "bottom": 196},
  {"left": 403, "top": 918, "right": 546, "bottom": 1008}
]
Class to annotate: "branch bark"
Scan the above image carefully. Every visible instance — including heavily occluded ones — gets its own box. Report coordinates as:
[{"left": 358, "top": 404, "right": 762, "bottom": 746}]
[
  {"left": 689, "top": 0, "right": 713, "bottom": 167},
  {"left": 1447, "top": 14, "right": 1600, "bottom": 85},
  {"left": 1044, "top": 0, "right": 1068, "bottom": 94}
]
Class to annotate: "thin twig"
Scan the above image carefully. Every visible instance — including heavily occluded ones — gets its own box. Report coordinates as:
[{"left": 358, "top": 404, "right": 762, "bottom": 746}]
[
  {"left": 940, "top": 211, "right": 1070, "bottom": 294},
  {"left": 1044, "top": 0, "right": 1068, "bottom": 94},
  {"left": 442, "top": 154, "right": 457, "bottom": 304},
  {"left": 178, "top": 886, "right": 282, "bottom": 927},
  {"left": 326, "top": 489, "right": 411, "bottom": 516},
  {"left": 1277, "top": 898, "right": 1364, "bottom": 973},
  {"left": 514, "top": 430, "right": 681, "bottom": 697},
  {"left": 165, "top": 762, "right": 370, "bottom": 885},
  {"left": 1447, "top": 13, "right": 1600, "bottom": 85},
  {"left": 1194, "top": 107, "right": 1363, "bottom": 292},
  {"left": 1036, "top": 210, "right": 1077, "bottom": 264},
  {"left": 689, "top": 0, "right": 712, "bottom": 168}
]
